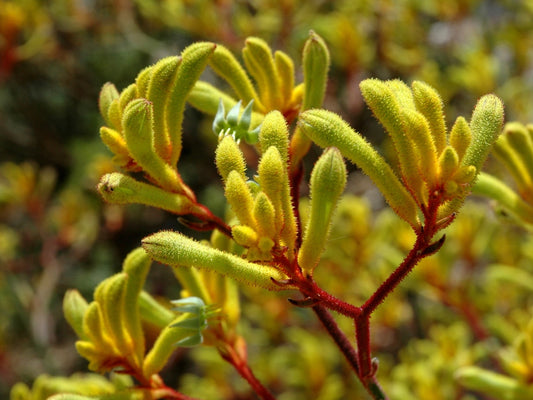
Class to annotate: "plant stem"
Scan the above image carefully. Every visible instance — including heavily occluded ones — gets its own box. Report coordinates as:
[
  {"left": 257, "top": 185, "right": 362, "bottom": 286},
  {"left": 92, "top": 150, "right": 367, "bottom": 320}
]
[
  {"left": 219, "top": 340, "right": 276, "bottom": 400},
  {"left": 312, "top": 304, "right": 360, "bottom": 375}
]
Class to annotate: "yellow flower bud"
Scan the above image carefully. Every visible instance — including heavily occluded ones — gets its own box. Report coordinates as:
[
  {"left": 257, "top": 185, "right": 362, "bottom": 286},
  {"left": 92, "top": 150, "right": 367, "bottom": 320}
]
[
  {"left": 298, "top": 148, "right": 347, "bottom": 275},
  {"left": 224, "top": 170, "right": 256, "bottom": 227},
  {"left": 209, "top": 44, "right": 262, "bottom": 111},
  {"left": 243, "top": 37, "right": 281, "bottom": 110},
  {"left": 449, "top": 116, "right": 472, "bottom": 161},
  {"left": 259, "top": 111, "right": 290, "bottom": 162},
  {"left": 142, "top": 231, "right": 293, "bottom": 291},
  {"left": 411, "top": 81, "right": 447, "bottom": 153},
  {"left": 215, "top": 136, "right": 246, "bottom": 182},
  {"left": 98, "top": 82, "right": 119, "bottom": 127}
]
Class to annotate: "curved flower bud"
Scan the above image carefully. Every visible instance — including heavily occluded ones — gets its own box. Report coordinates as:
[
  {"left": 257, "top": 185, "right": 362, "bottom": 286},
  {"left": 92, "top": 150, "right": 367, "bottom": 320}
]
[
  {"left": 98, "top": 82, "right": 119, "bottom": 127},
  {"left": 166, "top": 42, "right": 216, "bottom": 166},
  {"left": 97, "top": 173, "right": 196, "bottom": 215},
  {"left": 142, "top": 231, "right": 293, "bottom": 291},
  {"left": 462, "top": 94, "right": 504, "bottom": 172},
  {"left": 298, "top": 148, "right": 347, "bottom": 275},
  {"left": 298, "top": 109, "right": 420, "bottom": 229},
  {"left": 412, "top": 80, "right": 447, "bottom": 153},
  {"left": 449, "top": 116, "right": 472, "bottom": 161}
]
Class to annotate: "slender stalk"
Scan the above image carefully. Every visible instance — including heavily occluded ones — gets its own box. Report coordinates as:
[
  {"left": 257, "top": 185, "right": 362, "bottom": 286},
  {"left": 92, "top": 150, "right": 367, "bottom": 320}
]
[
  {"left": 218, "top": 341, "right": 276, "bottom": 400},
  {"left": 312, "top": 304, "right": 360, "bottom": 375}
]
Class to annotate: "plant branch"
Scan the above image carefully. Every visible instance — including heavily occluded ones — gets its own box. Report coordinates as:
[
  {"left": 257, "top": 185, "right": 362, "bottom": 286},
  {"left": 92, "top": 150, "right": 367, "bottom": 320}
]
[{"left": 218, "top": 340, "right": 276, "bottom": 400}]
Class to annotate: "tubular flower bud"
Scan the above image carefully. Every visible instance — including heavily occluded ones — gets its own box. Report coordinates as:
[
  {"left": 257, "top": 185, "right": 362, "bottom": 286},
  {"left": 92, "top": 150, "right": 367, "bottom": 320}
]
[
  {"left": 298, "top": 109, "right": 420, "bottom": 229},
  {"left": 166, "top": 42, "right": 216, "bottom": 166},
  {"left": 147, "top": 56, "right": 181, "bottom": 161},
  {"left": 225, "top": 170, "right": 256, "bottom": 228},
  {"left": 259, "top": 110, "right": 290, "bottom": 162},
  {"left": 98, "top": 82, "right": 119, "bottom": 127},
  {"left": 298, "top": 148, "right": 347, "bottom": 275},
  {"left": 411, "top": 80, "right": 447, "bottom": 153},
  {"left": 449, "top": 116, "right": 472, "bottom": 161},
  {"left": 142, "top": 231, "right": 293, "bottom": 291},
  {"left": 462, "top": 94, "right": 504, "bottom": 172},
  {"left": 215, "top": 135, "right": 247, "bottom": 182}
]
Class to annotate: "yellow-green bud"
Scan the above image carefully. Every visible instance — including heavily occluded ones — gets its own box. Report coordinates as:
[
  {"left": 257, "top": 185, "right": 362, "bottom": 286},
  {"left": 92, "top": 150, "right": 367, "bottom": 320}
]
[
  {"left": 302, "top": 31, "right": 330, "bottom": 110},
  {"left": 166, "top": 42, "right": 216, "bottom": 166},
  {"left": 147, "top": 56, "right": 181, "bottom": 161},
  {"left": 298, "top": 109, "right": 420, "bottom": 229},
  {"left": 215, "top": 136, "right": 247, "bottom": 182},
  {"left": 275, "top": 50, "right": 294, "bottom": 107},
  {"left": 298, "top": 148, "right": 346, "bottom": 275},
  {"left": 225, "top": 171, "right": 256, "bottom": 227},
  {"left": 253, "top": 192, "right": 277, "bottom": 239},
  {"left": 97, "top": 173, "right": 196, "bottom": 215},
  {"left": 456, "top": 366, "right": 533, "bottom": 400},
  {"left": 142, "top": 231, "right": 293, "bottom": 290},
  {"left": 438, "top": 146, "right": 459, "bottom": 182},
  {"left": 463, "top": 94, "right": 504, "bottom": 172},
  {"left": 98, "top": 82, "right": 119, "bottom": 127},
  {"left": 411, "top": 80, "right": 447, "bottom": 153},
  {"left": 259, "top": 111, "right": 290, "bottom": 162},
  {"left": 99, "top": 127, "right": 129, "bottom": 158},
  {"left": 243, "top": 37, "right": 281, "bottom": 110},
  {"left": 449, "top": 116, "right": 472, "bottom": 161},
  {"left": 135, "top": 65, "right": 154, "bottom": 98},
  {"left": 232, "top": 225, "right": 259, "bottom": 248},
  {"left": 118, "top": 83, "right": 138, "bottom": 113},
  {"left": 63, "top": 290, "right": 89, "bottom": 340},
  {"left": 209, "top": 44, "right": 262, "bottom": 111}
]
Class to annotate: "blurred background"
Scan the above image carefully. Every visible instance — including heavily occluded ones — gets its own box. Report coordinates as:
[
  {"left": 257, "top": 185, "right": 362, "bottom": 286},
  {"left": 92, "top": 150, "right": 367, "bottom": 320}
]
[{"left": 2, "top": 1, "right": 533, "bottom": 399}]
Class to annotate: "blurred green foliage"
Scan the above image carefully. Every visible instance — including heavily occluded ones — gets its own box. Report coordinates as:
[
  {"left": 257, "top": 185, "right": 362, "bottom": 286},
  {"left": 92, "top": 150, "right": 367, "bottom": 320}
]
[{"left": 3, "top": 1, "right": 533, "bottom": 399}]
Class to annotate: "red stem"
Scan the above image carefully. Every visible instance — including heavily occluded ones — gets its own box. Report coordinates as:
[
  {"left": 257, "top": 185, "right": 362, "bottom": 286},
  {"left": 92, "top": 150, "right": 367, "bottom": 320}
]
[
  {"left": 312, "top": 304, "right": 360, "bottom": 375},
  {"left": 219, "top": 341, "right": 276, "bottom": 400}
]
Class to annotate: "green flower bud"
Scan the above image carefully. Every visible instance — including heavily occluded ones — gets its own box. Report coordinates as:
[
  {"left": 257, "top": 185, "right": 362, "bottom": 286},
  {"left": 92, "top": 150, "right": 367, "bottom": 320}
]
[
  {"left": 99, "top": 127, "right": 129, "bottom": 159},
  {"left": 253, "top": 192, "right": 277, "bottom": 239},
  {"left": 97, "top": 173, "right": 196, "bottom": 215},
  {"left": 118, "top": 83, "right": 137, "bottom": 113},
  {"left": 135, "top": 65, "right": 154, "bottom": 98},
  {"left": 143, "top": 313, "right": 200, "bottom": 378},
  {"left": 243, "top": 37, "right": 281, "bottom": 110},
  {"left": 438, "top": 146, "right": 459, "bottom": 182},
  {"left": 122, "top": 99, "right": 183, "bottom": 192},
  {"left": 505, "top": 123, "right": 533, "bottom": 182},
  {"left": 147, "top": 56, "right": 182, "bottom": 162},
  {"left": 360, "top": 79, "right": 422, "bottom": 200},
  {"left": 298, "top": 148, "right": 347, "bottom": 275},
  {"left": 215, "top": 135, "right": 247, "bottom": 182},
  {"left": 449, "top": 116, "right": 472, "bottom": 161},
  {"left": 274, "top": 50, "right": 294, "bottom": 106},
  {"left": 298, "top": 109, "right": 419, "bottom": 229},
  {"left": 99, "top": 82, "right": 119, "bottom": 127},
  {"left": 209, "top": 44, "right": 262, "bottom": 111},
  {"left": 142, "top": 231, "right": 293, "bottom": 291},
  {"left": 225, "top": 170, "right": 256, "bottom": 228},
  {"left": 401, "top": 108, "right": 438, "bottom": 188},
  {"left": 411, "top": 80, "right": 447, "bottom": 153},
  {"left": 122, "top": 248, "right": 151, "bottom": 365},
  {"left": 63, "top": 290, "right": 89, "bottom": 340},
  {"left": 463, "top": 94, "right": 504, "bottom": 172},
  {"left": 166, "top": 42, "right": 216, "bottom": 166},
  {"left": 456, "top": 366, "right": 533, "bottom": 400},
  {"left": 259, "top": 111, "right": 290, "bottom": 162},
  {"left": 302, "top": 31, "right": 330, "bottom": 110}
]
